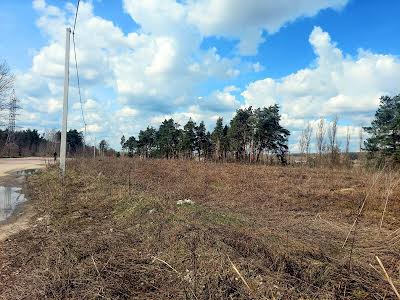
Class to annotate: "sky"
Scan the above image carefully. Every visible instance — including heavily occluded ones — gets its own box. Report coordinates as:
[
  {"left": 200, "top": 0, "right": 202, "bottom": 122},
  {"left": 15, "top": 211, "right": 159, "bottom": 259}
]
[{"left": 1, "top": 0, "right": 400, "bottom": 151}]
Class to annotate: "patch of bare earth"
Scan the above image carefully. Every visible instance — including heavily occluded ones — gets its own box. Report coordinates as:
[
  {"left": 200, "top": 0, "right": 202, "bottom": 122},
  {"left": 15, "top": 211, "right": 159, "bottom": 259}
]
[
  {"left": 0, "top": 157, "right": 47, "bottom": 178},
  {"left": 0, "top": 158, "right": 47, "bottom": 242},
  {"left": 0, "top": 158, "right": 399, "bottom": 299}
]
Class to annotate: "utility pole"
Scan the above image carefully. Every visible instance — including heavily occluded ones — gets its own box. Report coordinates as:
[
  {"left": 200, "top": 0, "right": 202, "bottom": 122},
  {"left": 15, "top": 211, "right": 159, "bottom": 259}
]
[{"left": 60, "top": 28, "right": 71, "bottom": 176}]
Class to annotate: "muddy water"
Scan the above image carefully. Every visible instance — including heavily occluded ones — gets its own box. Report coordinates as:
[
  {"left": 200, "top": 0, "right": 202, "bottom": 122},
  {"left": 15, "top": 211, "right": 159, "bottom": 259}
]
[
  {"left": 16, "top": 169, "right": 37, "bottom": 176},
  {"left": 0, "top": 186, "right": 26, "bottom": 222}
]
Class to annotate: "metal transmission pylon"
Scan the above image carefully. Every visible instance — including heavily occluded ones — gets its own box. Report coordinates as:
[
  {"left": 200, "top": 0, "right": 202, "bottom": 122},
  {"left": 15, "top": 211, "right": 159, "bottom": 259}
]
[{"left": 5, "top": 90, "right": 20, "bottom": 153}]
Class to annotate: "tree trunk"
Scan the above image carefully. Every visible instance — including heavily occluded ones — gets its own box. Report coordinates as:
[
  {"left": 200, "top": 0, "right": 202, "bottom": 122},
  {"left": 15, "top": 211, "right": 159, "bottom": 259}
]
[{"left": 256, "top": 148, "right": 262, "bottom": 162}]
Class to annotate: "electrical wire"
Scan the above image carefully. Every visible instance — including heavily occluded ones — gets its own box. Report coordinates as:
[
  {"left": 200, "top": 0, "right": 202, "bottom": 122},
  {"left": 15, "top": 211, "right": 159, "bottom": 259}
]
[
  {"left": 71, "top": 0, "right": 89, "bottom": 147},
  {"left": 72, "top": 0, "right": 80, "bottom": 33}
]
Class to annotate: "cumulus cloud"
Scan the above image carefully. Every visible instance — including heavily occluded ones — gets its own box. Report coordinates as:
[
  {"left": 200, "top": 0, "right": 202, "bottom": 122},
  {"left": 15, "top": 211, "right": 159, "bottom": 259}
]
[
  {"left": 242, "top": 26, "right": 400, "bottom": 149},
  {"left": 243, "top": 26, "right": 400, "bottom": 118},
  {"left": 17, "top": 0, "right": 244, "bottom": 147},
  {"left": 186, "top": 0, "right": 348, "bottom": 55},
  {"left": 198, "top": 86, "right": 241, "bottom": 112},
  {"left": 116, "top": 107, "right": 138, "bottom": 118},
  {"left": 15, "top": 1, "right": 399, "bottom": 152}
]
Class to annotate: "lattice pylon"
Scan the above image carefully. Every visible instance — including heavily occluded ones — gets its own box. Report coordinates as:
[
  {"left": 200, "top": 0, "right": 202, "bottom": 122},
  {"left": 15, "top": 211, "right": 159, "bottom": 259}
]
[{"left": 6, "top": 90, "right": 20, "bottom": 146}]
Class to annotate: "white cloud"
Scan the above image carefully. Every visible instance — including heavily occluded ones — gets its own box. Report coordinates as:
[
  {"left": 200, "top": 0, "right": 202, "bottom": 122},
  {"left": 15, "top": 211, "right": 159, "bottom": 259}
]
[
  {"left": 252, "top": 62, "right": 265, "bottom": 73},
  {"left": 241, "top": 26, "right": 400, "bottom": 151},
  {"left": 116, "top": 106, "right": 138, "bottom": 118},
  {"left": 123, "top": 0, "right": 348, "bottom": 56},
  {"left": 15, "top": 1, "right": 399, "bottom": 152},
  {"left": 16, "top": 0, "right": 243, "bottom": 147},
  {"left": 47, "top": 98, "right": 62, "bottom": 113},
  {"left": 186, "top": 0, "right": 348, "bottom": 55},
  {"left": 86, "top": 123, "right": 102, "bottom": 133},
  {"left": 201, "top": 86, "right": 240, "bottom": 112},
  {"left": 243, "top": 26, "right": 400, "bottom": 121},
  {"left": 32, "top": 0, "right": 45, "bottom": 10}
]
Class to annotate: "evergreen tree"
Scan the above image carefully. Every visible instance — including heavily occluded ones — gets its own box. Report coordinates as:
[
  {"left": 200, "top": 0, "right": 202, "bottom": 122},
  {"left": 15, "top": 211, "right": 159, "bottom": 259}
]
[
  {"left": 364, "top": 95, "right": 400, "bottom": 163},
  {"left": 221, "top": 125, "right": 230, "bottom": 160},
  {"left": 254, "top": 105, "right": 290, "bottom": 164},
  {"left": 66, "top": 129, "right": 84, "bottom": 154},
  {"left": 182, "top": 118, "right": 196, "bottom": 158},
  {"left": 138, "top": 127, "right": 157, "bottom": 158},
  {"left": 228, "top": 107, "right": 254, "bottom": 161},
  {"left": 211, "top": 117, "right": 224, "bottom": 160},
  {"left": 117, "top": 105, "right": 290, "bottom": 164},
  {"left": 120, "top": 135, "right": 126, "bottom": 151},
  {"left": 124, "top": 136, "right": 137, "bottom": 157},
  {"left": 205, "top": 131, "right": 213, "bottom": 159},
  {"left": 157, "top": 119, "right": 180, "bottom": 159},
  {"left": 195, "top": 121, "right": 207, "bottom": 160}
]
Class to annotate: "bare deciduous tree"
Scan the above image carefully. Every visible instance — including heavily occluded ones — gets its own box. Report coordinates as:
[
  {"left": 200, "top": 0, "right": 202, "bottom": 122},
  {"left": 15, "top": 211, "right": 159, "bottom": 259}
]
[
  {"left": 304, "top": 122, "right": 312, "bottom": 159},
  {"left": 299, "top": 122, "right": 313, "bottom": 162},
  {"left": 358, "top": 126, "right": 363, "bottom": 152},
  {"left": 345, "top": 126, "right": 351, "bottom": 155},
  {"left": 44, "top": 128, "right": 59, "bottom": 153},
  {"left": 0, "top": 60, "right": 15, "bottom": 110},
  {"left": 327, "top": 115, "right": 340, "bottom": 164},
  {"left": 299, "top": 130, "right": 306, "bottom": 158},
  {"left": 327, "top": 115, "right": 339, "bottom": 152},
  {"left": 344, "top": 126, "right": 352, "bottom": 167},
  {"left": 315, "top": 118, "right": 325, "bottom": 159}
]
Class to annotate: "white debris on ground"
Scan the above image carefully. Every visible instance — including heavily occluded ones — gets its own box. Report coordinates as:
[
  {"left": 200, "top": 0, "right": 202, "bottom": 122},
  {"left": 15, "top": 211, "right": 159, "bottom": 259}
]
[{"left": 176, "top": 199, "right": 195, "bottom": 205}]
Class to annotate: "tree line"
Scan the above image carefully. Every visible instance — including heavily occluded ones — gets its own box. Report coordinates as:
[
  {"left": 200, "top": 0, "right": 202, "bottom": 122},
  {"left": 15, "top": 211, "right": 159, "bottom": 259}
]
[
  {"left": 0, "top": 129, "right": 87, "bottom": 157},
  {"left": 121, "top": 104, "right": 291, "bottom": 164}
]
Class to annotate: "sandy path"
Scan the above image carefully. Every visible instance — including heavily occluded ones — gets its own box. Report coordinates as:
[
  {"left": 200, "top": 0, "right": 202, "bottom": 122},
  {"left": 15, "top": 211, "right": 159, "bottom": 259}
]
[
  {"left": 0, "top": 157, "right": 48, "bottom": 242},
  {"left": 0, "top": 157, "right": 47, "bottom": 177}
]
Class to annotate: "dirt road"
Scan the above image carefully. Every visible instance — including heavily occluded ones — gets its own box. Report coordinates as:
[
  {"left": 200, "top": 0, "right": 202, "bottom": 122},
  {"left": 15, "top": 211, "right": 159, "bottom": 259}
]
[
  {"left": 0, "top": 157, "right": 47, "bottom": 178},
  {"left": 0, "top": 157, "right": 47, "bottom": 241}
]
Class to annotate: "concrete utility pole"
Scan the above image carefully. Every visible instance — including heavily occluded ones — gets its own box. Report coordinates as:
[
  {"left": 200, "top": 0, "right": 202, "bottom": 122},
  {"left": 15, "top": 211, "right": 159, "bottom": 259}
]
[{"left": 60, "top": 28, "right": 71, "bottom": 176}]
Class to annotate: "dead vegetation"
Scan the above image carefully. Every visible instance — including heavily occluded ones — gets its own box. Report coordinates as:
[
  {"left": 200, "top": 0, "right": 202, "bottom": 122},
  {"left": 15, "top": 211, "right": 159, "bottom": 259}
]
[{"left": 0, "top": 158, "right": 400, "bottom": 299}]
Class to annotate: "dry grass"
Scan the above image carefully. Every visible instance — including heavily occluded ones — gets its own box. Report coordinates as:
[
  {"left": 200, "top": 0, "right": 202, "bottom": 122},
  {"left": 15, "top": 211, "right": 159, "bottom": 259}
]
[{"left": 0, "top": 158, "right": 399, "bottom": 299}]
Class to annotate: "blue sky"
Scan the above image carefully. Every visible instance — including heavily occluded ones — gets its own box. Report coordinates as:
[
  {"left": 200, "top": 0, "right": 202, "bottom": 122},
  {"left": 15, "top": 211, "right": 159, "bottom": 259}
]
[{"left": 1, "top": 0, "right": 400, "bottom": 150}]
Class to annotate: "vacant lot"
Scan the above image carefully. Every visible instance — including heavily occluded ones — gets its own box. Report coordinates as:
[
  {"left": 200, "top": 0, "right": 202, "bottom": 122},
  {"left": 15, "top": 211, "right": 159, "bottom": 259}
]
[{"left": 0, "top": 158, "right": 399, "bottom": 299}]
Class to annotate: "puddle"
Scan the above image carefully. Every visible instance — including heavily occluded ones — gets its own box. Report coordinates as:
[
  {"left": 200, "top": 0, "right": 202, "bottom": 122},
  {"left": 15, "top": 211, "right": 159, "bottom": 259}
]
[
  {"left": 16, "top": 169, "right": 37, "bottom": 176},
  {"left": 0, "top": 186, "right": 26, "bottom": 222}
]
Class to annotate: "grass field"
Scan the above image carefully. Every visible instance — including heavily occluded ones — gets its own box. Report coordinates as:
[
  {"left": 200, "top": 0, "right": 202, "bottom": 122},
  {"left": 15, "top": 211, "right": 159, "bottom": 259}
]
[{"left": 1, "top": 158, "right": 399, "bottom": 299}]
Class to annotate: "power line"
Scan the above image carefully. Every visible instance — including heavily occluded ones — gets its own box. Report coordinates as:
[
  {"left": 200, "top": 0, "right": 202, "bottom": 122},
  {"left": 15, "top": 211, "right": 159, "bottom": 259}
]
[
  {"left": 72, "top": 35, "right": 87, "bottom": 137},
  {"left": 72, "top": 0, "right": 89, "bottom": 146},
  {"left": 72, "top": 0, "right": 80, "bottom": 33}
]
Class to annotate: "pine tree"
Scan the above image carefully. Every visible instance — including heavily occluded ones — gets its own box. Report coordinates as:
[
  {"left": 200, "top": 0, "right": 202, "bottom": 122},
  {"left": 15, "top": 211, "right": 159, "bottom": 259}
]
[
  {"left": 253, "top": 105, "right": 290, "bottom": 164},
  {"left": 222, "top": 125, "right": 230, "bottom": 160},
  {"left": 211, "top": 117, "right": 224, "bottom": 160},
  {"left": 182, "top": 118, "right": 196, "bottom": 159},
  {"left": 157, "top": 119, "right": 180, "bottom": 159},
  {"left": 120, "top": 135, "right": 126, "bottom": 152},
  {"left": 364, "top": 95, "right": 400, "bottom": 163},
  {"left": 195, "top": 121, "right": 207, "bottom": 160},
  {"left": 138, "top": 127, "right": 157, "bottom": 158},
  {"left": 228, "top": 107, "right": 254, "bottom": 161},
  {"left": 124, "top": 136, "right": 137, "bottom": 157}
]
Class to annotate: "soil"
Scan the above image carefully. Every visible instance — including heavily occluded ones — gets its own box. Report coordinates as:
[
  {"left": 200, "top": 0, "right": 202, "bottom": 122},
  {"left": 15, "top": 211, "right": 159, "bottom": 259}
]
[{"left": 0, "top": 157, "right": 47, "bottom": 242}]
